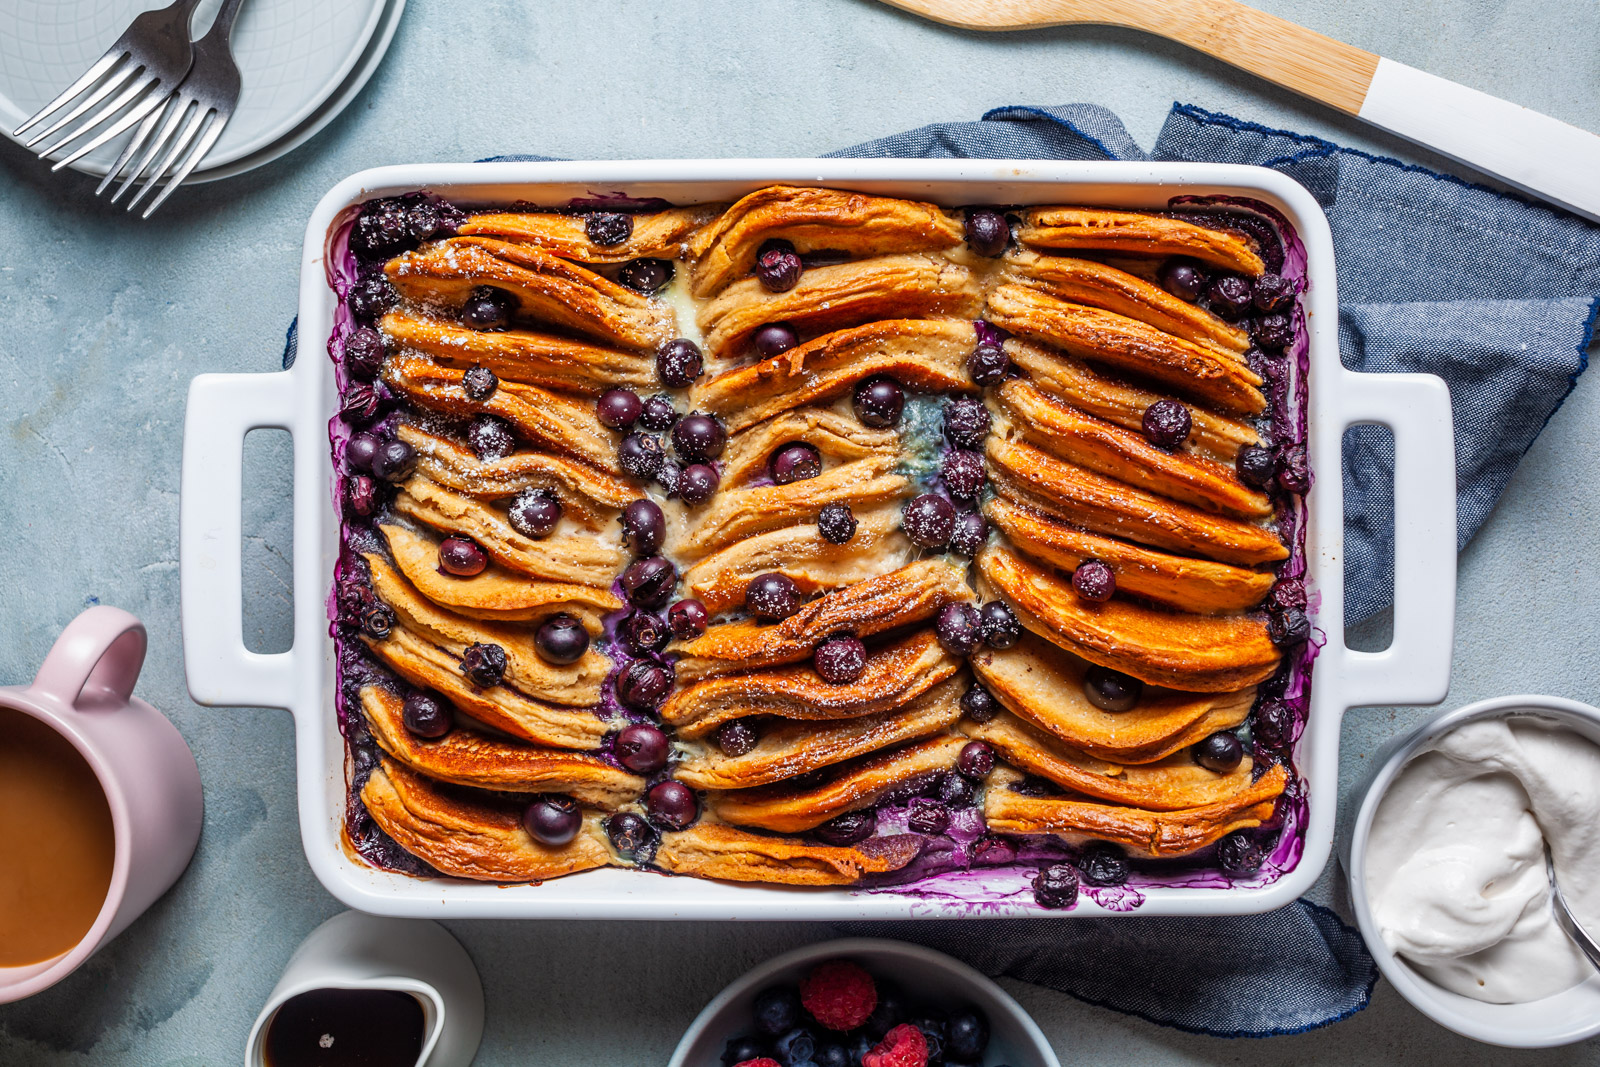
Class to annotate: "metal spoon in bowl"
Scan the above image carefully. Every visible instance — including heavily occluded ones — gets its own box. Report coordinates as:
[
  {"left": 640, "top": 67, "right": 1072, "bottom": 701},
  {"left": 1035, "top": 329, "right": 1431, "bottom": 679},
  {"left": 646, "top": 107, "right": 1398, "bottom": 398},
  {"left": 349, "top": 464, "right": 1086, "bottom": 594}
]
[{"left": 1546, "top": 844, "right": 1600, "bottom": 971}]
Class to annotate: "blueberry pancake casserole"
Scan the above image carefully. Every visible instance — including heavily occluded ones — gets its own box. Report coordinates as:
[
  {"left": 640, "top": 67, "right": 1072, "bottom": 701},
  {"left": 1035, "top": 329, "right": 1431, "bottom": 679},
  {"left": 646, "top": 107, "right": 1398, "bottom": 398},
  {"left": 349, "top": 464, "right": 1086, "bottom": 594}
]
[{"left": 325, "top": 185, "right": 1315, "bottom": 909}]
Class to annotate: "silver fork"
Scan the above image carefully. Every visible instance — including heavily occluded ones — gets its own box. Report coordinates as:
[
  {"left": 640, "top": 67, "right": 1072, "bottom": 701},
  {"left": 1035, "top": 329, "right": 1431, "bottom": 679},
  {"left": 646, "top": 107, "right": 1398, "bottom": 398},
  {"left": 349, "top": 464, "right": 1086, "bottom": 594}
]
[
  {"left": 14, "top": 0, "right": 204, "bottom": 169},
  {"left": 112, "top": 0, "right": 250, "bottom": 217}
]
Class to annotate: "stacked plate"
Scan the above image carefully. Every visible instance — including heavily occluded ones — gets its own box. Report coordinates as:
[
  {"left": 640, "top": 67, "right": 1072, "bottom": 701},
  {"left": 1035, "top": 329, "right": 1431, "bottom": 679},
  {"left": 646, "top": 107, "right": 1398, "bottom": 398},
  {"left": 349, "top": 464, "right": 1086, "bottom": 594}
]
[{"left": 0, "top": 0, "right": 405, "bottom": 182}]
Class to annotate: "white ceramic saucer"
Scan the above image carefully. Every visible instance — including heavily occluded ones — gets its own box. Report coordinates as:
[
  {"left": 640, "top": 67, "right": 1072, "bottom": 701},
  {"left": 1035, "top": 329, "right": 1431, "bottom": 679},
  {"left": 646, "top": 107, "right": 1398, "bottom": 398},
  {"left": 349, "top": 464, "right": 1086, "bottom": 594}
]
[{"left": 0, "top": 0, "right": 389, "bottom": 177}]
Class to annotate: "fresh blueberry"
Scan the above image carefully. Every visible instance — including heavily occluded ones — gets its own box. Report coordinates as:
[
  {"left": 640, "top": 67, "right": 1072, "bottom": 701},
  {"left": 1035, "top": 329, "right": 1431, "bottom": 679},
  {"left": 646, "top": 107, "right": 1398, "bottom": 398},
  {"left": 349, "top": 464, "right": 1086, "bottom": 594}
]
[
  {"left": 1083, "top": 665, "right": 1142, "bottom": 712},
  {"left": 815, "top": 1042, "right": 850, "bottom": 1067},
  {"left": 1216, "top": 831, "right": 1265, "bottom": 876},
  {"left": 979, "top": 600, "right": 1021, "bottom": 649},
  {"left": 746, "top": 572, "right": 801, "bottom": 622},
  {"left": 462, "top": 365, "right": 498, "bottom": 401},
  {"left": 468, "top": 415, "right": 516, "bottom": 461},
  {"left": 1194, "top": 731, "right": 1244, "bottom": 773},
  {"left": 852, "top": 377, "right": 904, "bottom": 428},
  {"left": 945, "top": 1010, "right": 990, "bottom": 1061},
  {"left": 1142, "top": 399, "right": 1192, "bottom": 450},
  {"left": 1267, "top": 607, "right": 1310, "bottom": 647},
  {"left": 723, "top": 1035, "right": 768, "bottom": 1066},
  {"left": 817, "top": 503, "right": 857, "bottom": 544},
  {"left": 863, "top": 984, "right": 907, "bottom": 1039},
  {"left": 618, "top": 432, "right": 666, "bottom": 481},
  {"left": 619, "top": 257, "right": 673, "bottom": 294},
  {"left": 672, "top": 413, "right": 726, "bottom": 463},
  {"left": 940, "top": 449, "right": 985, "bottom": 501},
  {"left": 678, "top": 462, "right": 720, "bottom": 505},
  {"left": 814, "top": 808, "right": 875, "bottom": 846},
  {"left": 938, "top": 771, "right": 977, "bottom": 807},
  {"left": 615, "top": 660, "right": 673, "bottom": 711},
  {"left": 753, "top": 323, "right": 800, "bottom": 357},
  {"left": 948, "top": 511, "right": 988, "bottom": 558},
  {"left": 438, "top": 536, "right": 487, "bottom": 576},
  {"left": 597, "top": 387, "right": 643, "bottom": 430},
  {"left": 754, "top": 987, "right": 803, "bottom": 1036},
  {"left": 1252, "top": 312, "right": 1293, "bottom": 351},
  {"left": 370, "top": 439, "right": 417, "bottom": 482},
  {"left": 964, "top": 209, "right": 1011, "bottom": 257},
  {"left": 1206, "top": 274, "right": 1254, "bottom": 320},
  {"left": 402, "top": 690, "right": 452, "bottom": 739},
  {"left": 1078, "top": 841, "right": 1130, "bottom": 886},
  {"left": 1071, "top": 559, "right": 1116, "bottom": 602},
  {"left": 535, "top": 613, "right": 589, "bottom": 665},
  {"left": 460, "top": 642, "right": 507, "bottom": 686},
  {"left": 943, "top": 397, "right": 991, "bottom": 449},
  {"left": 585, "top": 212, "right": 632, "bottom": 246},
  {"left": 507, "top": 489, "right": 561, "bottom": 538},
  {"left": 756, "top": 239, "right": 804, "bottom": 292},
  {"left": 621, "top": 498, "right": 666, "bottom": 556},
  {"left": 522, "top": 795, "right": 581, "bottom": 846},
  {"left": 957, "top": 740, "right": 995, "bottom": 780},
  {"left": 342, "top": 327, "right": 387, "bottom": 379},
  {"left": 967, "top": 343, "right": 1009, "bottom": 386},
  {"left": 1159, "top": 258, "right": 1208, "bottom": 302},
  {"left": 910, "top": 1019, "right": 946, "bottom": 1063},
  {"left": 656, "top": 339, "right": 703, "bottom": 387},
  {"left": 347, "top": 431, "right": 382, "bottom": 472},
  {"left": 935, "top": 601, "right": 983, "bottom": 657},
  {"left": 605, "top": 812, "right": 655, "bottom": 856},
  {"left": 615, "top": 723, "right": 670, "bottom": 774},
  {"left": 668, "top": 598, "right": 709, "bottom": 640},
  {"left": 618, "top": 610, "right": 670, "bottom": 657},
  {"left": 460, "top": 286, "right": 513, "bottom": 330},
  {"left": 1236, "top": 444, "right": 1277, "bottom": 489},
  {"left": 907, "top": 797, "right": 950, "bottom": 834},
  {"left": 714, "top": 719, "right": 757, "bottom": 757},
  {"left": 771, "top": 442, "right": 823, "bottom": 485},
  {"left": 1033, "top": 862, "right": 1080, "bottom": 908},
  {"left": 773, "top": 1026, "right": 816, "bottom": 1067},
  {"left": 638, "top": 393, "right": 679, "bottom": 431},
  {"left": 813, "top": 634, "right": 867, "bottom": 684},
  {"left": 960, "top": 684, "right": 999, "bottom": 723},
  {"left": 901, "top": 493, "right": 955, "bottom": 549},
  {"left": 1252, "top": 272, "right": 1295, "bottom": 312},
  {"left": 621, "top": 556, "right": 677, "bottom": 609}
]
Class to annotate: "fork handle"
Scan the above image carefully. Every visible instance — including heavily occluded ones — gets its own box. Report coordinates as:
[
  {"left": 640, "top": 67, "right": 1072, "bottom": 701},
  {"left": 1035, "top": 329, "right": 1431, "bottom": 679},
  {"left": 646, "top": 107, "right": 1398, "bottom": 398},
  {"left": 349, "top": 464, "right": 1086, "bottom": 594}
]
[{"left": 201, "top": 0, "right": 250, "bottom": 42}]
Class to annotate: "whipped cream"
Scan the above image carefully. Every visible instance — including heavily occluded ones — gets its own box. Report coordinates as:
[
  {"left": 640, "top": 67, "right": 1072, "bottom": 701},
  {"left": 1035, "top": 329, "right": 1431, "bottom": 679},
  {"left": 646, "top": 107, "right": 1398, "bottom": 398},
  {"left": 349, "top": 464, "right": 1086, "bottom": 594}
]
[{"left": 1365, "top": 716, "right": 1600, "bottom": 1003}]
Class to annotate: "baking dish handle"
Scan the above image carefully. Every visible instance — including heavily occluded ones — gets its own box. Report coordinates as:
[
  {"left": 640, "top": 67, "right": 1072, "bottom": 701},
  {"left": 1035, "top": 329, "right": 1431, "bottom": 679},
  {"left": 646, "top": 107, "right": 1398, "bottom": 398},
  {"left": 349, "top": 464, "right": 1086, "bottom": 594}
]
[
  {"left": 180, "top": 371, "right": 299, "bottom": 710},
  {"left": 1333, "top": 369, "right": 1457, "bottom": 709}
]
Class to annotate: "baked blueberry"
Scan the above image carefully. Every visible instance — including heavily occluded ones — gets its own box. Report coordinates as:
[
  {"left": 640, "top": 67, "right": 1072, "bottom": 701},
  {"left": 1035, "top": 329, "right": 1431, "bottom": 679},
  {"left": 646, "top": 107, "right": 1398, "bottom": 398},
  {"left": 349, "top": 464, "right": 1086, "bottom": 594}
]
[
  {"left": 948, "top": 510, "right": 988, "bottom": 558},
  {"left": 346, "top": 475, "right": 376, "bottom": 517},
  {"left": 1216, "top": 831, "right": 1265, "bottom": 876},
  {"left": 342, "top": 327, "right": 387, "bottom": 379},
  {"left": 814, "top": 808, "right": 875, "bottom": 846},
  {"left": 615, "top": 660, "right": 673, "bottom": 711},
  {"left": 746, "top": 572, "right": 801, "bottom": 622},
  {"left": 1195, "top": 731, "right": 1244, "bottom": 773},
  {"left": 370, "top": 439, "right": 417, "bottom": 483},
  {"left": 973, "top": 834, "right": 1018, "bottom": 866},
  {"left": 1252, "top": 699, "right": 1294, "bottom": 749},
  {"left": 619, "top": 257, "right": 673, "bottom": 294},
  {"left": 755, "top": 239, "right": 804, "bottom": 292},
  {"left": 957, "top": 740, "right": 995, "bottom": 779},
  {"left": 406, "top": 200, "right": 443, "bottom": 242},
  {"left": 935, "top": 602, "right": 983, "bottom": 656},
  {"left": 402, "top": 690, "right": 452, "bottom": 739},
  {"left": 1033, "top": 862, "right": 1080, "bottom": 909},
  {"left": 1267, "top": 607, "right": 1310, "bottom": 647},
  {"left": 1253, "top": 312, "right": 1293, "bottom": 351},
  {"left": 967, "top": 342, "right": 1010, "bottom": 386},
  {"left": 468, "top": 415, "right": 516, "bottom": 461},
  {"left": 668, "top": 598, "right": 709, "bottom": 640},
  {"left": 656, "top": 339, "right": 703, "bottom": 387},
  {"left": 941, "top": 449, "right": 986, "bottom": 501},
  {"left": 1266, "top": 578, "right": 1306, "bottom": 613},
  {"left": 460, "top": 286, "right": 513, "bottom": 330},
  {"left": 618, "top": 611, "right": 670, "bottom": 657},
  {"left": 960, "top": 684, "right": 999, "bottom": 723},
  {"left": 964, "top": 209, "right": 1011, "bottom": 257},
  {"left": 1206, "top": 274, "right": 1254, "bottom": 319},
  {"left": 938, "top": 772, "right": 977, "bottom": 807},
  {"left": 461, "top": 365, "right": 498, "bottom": 401},
  {"left": 1159, "top": 258, "right": 1208, "bottom": 302},
  {"left": 1252, "top": 272, "right": 1295, "bottom": 312},
  {"left": 597, "top": 387, "right": 643, "bottom": 430},
  {"left": 461, "top": 642, "right": 507, "bottom": 686},
  {"left": 352, "top": 200, "right": 411, "bottom": 258},
  {"left": 1277, "top": 443, "right": 1311, "bottom": 494},
  {"left": 438, "top": 536, "right": 487, "bottom": 576},
  {"left": 817, "top": 503, "right": 857, "bottom": 544},
  {"left": 646, "top": 781, "right": 698, "bottom": 830},
  {"left": 678, "top": 462, "right": 720, "bottom": 505},
  {"left": 618, "top": 432, "right": 666, "bottom": 481},
  {"left": 771, "top": 442, "right": 822, "bottom": 485},
  {"left": 852, "top": 376, "right": 904, "bottom": 428},
  {"left": 1079, "top": 841, "right": 1130, "bottom": 887},
  {"left": 813, "top": 634, "right": 867, "bottom": 684},
  {"left": 655, "top": 459, "right": 683, "bottom": 498},
  {"left": 346, "top": 431, "right": 381, "bottom": 472},
  {"left": 1142, "top": 399, "right": 1192, "bottom": 450},
  {"left": 621, "top": 556, "right": 677, "bottom": 609},
  {"left": 347, "top": 276, "right": 400, "bottom": 321},
  {"left": 943, "top": 396, "right": 991, "bottom": 449},
  {"left": 901, "top": 493, "right": 955, "bottom": 549},
  {"left": 361, "top": 605, "right": 395, "bottom": 639},
  {"left": 979, "top": 600, "right": 1021, "bottom": 649},
  {"left": 907, "top": 797, "right": 950, "bottom": 834},
  {"left": 1236, "top": 444, "right": 1277, "bottom": 488},
  {"left": 713, "top": 719, "right": 757, "bottom": 757},
  {"left": 585, "top": 212, "right": 632, "bottom": 246},
  {"left": 1084, "top": 665, "right": 1142, "bottom": 712},
  {"left": 522, "top": 795, "right": 581, "bottom": 846},
  {"left": 621, "top": 498, "right": 666, "bottom": 556},
  {"left": 1071, "top": 559, "right": 1116, "bottom": 602},
  {"left": 535, "top": 613, "right": 589, "bottom": 665},
  {"left": 615, "top": 723, "right": 669, "bottom": 773},
  {"left": 507, "top": 489, "right": 561, "bottom": 538},
  {"left": 753, "top": 322, "right": 799, "bottom": 357},
  {"left": 671, "top": 413, "right": 726, "bottom": 462},
  {"left": 638, "top": 393, "right": 678, "bottom": 431},
  {"left": 605, "top": 812, "right": 655, "bottom": 856}
]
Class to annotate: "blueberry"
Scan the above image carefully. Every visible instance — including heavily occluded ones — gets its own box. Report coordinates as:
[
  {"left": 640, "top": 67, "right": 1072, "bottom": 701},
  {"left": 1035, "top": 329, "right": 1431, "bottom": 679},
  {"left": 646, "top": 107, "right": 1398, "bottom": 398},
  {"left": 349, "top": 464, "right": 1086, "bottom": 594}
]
[
  {"left": 669, "top": 598, "right": 709, "bottom": 640},
  {"left": 756, "top": 239, "right": 804, "bottom": 292},
  {"left": 523, "top": 795, "right": 581, "bottom": 846},
  {"left": 1253, "top": 699, "right": 1294, "bottom": 750},
  {"left": 967, "top": 343, "right": 1009, "bottom": 386},
  {"left": 935, "top": 601, "right": 983, "bottom": 657},
  {"left": 597, "top": 387, "right": 643, "bottom": 430},
  {"left": 771, "top": 443, "right": 823, "bottom": 485},
  {"left": 1267, "top": 607, "right": 1310, "bottom": 647},
  {"left": 361, "top": 605, "right": 395, "bottom": 639},
  {"left": 507, "top": 489, "right": 561, "bottom": 538},
  {"left": 852, "top": 377, "right": 904, "bottom": 428},
  {"left": 754, "top": 987, "right": 802, "bottom": 1036},
  {"left": 672, "top": 413, "right": 726, "bottom": 463},
  {"left": 1083, "top": 665, "right": 1142, "bottom": 712},
  {"left": 1159, "top": 258, "right": 1209, "bottom": 302},
  {"left": 714, "top": 719, "right": 757, "bottom": 757},
  {"left": 621, "top": 556, "right": 677, "bottom": 610},
  {"left": 1206, "top": 274, "right": 1254, "bottom": 320},
  {"left": 815, "top": 1042, "right": 850, "bottom": 1067},
  {"left": 1277, "top": 443, "right": 1311, "bottom": 494},
  {"left": 960, "top": 684, "right": 999, "bottom": 723},
  {"left": 1267, "top": 578, "right": 1306, "bottom": 612},
  {"left": 340, "top": 381, "right": 384, "bottom": 424},
  {"left": 813, "top": 634, "right": 867, "bottom": 684},
  {"left": 1236, "top": 444, "right": 1277, "bottom": 489},
  {"left": 462, "top": 365, "right": 498, "bottom": 401},
  {"left": 402, "top": 690, "right": 452, "bottom": 739},
  {"left": 848, "top": 1032, "right": 875, "bottom": 1066},
  {"left": 352, "top": 201, "right": 412, "bottom": 258},
  {"left": 619, "top": 257, "right": 673, "bottom": 294},
  {"left": 406, "top": 200, "right": 443, "bottom": 242},
  {"left": 618, "top": 432, "right": 666, "bottom": 481},
  {"left": 863, "top": 983, "right": 907, "bottom": 1039},
  {"left": 346, "top": 474, "right": 377, "bottom": 517},
  {"left": 943, "top": 397, "right": 991, "bottom": 449},
  {"left": 621, "top": 498, "right": 666, "bottom": 556},
  {"left": 907, "top": 797, "right": 950, "bottom": 834},
  {"left": 468, "top": 415, "right": 516, "bottom": 461},
  {"left": 618, "top": 610, "right": 670, "bottom": 657},
  {"left": 746, "top": 572, "right": 800, "bottom": 622},
  {"left": 774, "top": 1026, "right": 816, "bottom": 1067},
  {"left": 817, "top": 503, "right": 857, "bottom": 544},
  {"left": 655, "top": 459, "right": 683, "bottom": 498},
  {"left": 348, "top": 276, "right": 400, "bottom": 321},
  {"left": 1071, "top": 559, "right": 1116, "bottom": 602},
  {"left": 342, "top": 327, "right": 387, "bottom": 379},
  {"left": 370, "top": 439, "right": 417, "bottom": 482},
  {"left": 656, "top": 339, "right": 703, "bottom": 387},
  {"left": 909, "top": 1018, "right": 945, "bottom": 1063},
  {"left": 814, "top": 808, "right": 875, "bottom": 846},
  {"left": 460, "top": 642, "right": 507, "bottom": 686},
  {"left": 535, "top": 613, "right": 589, "bottom": 665},
  {"left": 972, "top": 833, "right": 1018, "bottom": 866},
  {"left": 461, "top": 286, "right": 513, "bottom": 330},
  {"left": 1142, "top": 399, "right": 1192, "bottom": 450},
  {"left": 638, "top": 393, "right": 679, "bottom": 431},
  {"left": 615, "top": 723, "right": 670, "bottom": 774},
  {"left": 438, "top": 536, "right": 487, "bottom": 576},
  {"left": 902, "top": 493, "right": 955, "bottom": 549},
  {"left": 957, "top": 740, "right": 995, "bottom": 780},
  {"left": 678, "top": 462, "right": 720, "bottom": 505},
  {"left": 965, "top": 209, "right": 1011, "bottom": 257},
  {"left": 1034, "top": 862, "right": 1080, "bottom": 908},
  {"left": 1217, "top": 831, "right": 1265, "bottom": 876},
  {"left": 723, "top": 1036, "right": 768, "bottom": 1066},
  {"left": 945, "top": 1010, "right": 990, "bottom": 1061},
  {"left": 585, "top": 212, "right": 632, "bottom": 246},
  {"left": 605, "top": 811, "right": 655, "bottom": 856},
  {"left": 940, "top": 449, "right": 985, "bottom": 501},
  {"left": 1252, "top": 272, "right": 1295, "bottom": 312},
  {"left": 1078, "top": 841, "right": 1130, "bottom": 887},
  {"left": 1252, "top": 312, "right": 1293, "bottom": 351},
  {"left": 615, "top": 660, "right": 673, "bottom": 711},
  {"left": 347, "top": 431, "right": 382, "bottom": 472},
  {"left": 938, "top": 771, "right": 977, "bottom": 807},
  {"left": 754, "top": 323, "right": 800, "bottom": 357},
  {"left": 1194, "top": 731, "right": 1244, "bottom": 773},
  {"left": 948, "top": 511, "right": 988, "bottom": 558},
  {"left": 979, "top": 600, "right": 1021, "bottom": 649}
]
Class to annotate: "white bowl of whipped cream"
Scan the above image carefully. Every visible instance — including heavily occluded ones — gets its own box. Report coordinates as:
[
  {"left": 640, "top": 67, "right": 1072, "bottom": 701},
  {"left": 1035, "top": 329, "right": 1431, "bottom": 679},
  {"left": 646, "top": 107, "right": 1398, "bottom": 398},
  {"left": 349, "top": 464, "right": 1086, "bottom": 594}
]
[{"left": 1342, "top": 694, "right": 1600, "bottom": 1047}]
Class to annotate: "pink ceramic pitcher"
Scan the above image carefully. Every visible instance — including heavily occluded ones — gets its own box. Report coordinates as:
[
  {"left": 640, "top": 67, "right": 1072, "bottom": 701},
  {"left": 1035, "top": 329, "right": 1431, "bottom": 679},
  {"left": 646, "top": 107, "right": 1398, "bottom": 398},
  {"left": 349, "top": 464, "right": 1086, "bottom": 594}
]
[{"left": 0, "top": 606, "right": 204, "bottom": 1003}]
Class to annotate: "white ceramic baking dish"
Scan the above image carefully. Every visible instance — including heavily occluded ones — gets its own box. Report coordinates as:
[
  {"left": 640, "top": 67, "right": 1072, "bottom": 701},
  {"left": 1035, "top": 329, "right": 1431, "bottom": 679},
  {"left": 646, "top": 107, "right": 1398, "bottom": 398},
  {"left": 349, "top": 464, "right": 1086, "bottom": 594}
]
[{"left": 179, "top": 159, "right": 1457, "bottom": 919}]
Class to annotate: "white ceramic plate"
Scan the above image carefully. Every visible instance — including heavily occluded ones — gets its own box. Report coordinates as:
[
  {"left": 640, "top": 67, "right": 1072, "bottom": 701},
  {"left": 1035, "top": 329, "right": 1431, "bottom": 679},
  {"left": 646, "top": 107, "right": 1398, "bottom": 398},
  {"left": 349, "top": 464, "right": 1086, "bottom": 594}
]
[{"left": 0, "top": 0, "right": 385, "bottom": 175}]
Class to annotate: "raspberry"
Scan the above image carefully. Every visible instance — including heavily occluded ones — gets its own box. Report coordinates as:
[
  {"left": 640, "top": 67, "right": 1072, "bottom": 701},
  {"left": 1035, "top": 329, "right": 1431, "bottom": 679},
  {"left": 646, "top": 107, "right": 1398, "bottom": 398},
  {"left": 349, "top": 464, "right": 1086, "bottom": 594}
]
[
  {"left": 863, "top": 1023, "right": 928, "bottom": 1067},
  {"left": 732, "top": 1060, "right": 781, "bottom": 1067},
  {"left": 800, "top": 959, "right": 878, "bottom": 1031}
]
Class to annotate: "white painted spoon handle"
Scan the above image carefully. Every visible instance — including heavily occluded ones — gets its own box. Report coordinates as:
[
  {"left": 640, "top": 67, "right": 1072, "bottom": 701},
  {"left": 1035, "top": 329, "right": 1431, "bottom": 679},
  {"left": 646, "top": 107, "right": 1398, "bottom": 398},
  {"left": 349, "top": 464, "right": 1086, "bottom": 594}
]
[{"left": 1357, "top": 58, "right": 1600, "bottom": 223}]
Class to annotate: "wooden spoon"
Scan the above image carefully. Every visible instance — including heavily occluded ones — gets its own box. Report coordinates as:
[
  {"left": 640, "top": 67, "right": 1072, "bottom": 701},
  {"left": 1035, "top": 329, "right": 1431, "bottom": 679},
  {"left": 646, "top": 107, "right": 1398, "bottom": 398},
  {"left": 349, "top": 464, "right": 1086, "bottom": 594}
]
[{"left": 879, "top": 0, "right": 1600, "bottom": 223}]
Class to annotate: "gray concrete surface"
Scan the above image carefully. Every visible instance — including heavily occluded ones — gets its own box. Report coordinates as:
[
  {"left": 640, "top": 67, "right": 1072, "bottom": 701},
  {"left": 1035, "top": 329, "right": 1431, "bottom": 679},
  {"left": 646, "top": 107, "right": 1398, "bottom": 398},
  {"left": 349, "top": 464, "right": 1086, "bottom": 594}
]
[{"left": 1, "top": 0, "right": 1597, "bottom": 1062}]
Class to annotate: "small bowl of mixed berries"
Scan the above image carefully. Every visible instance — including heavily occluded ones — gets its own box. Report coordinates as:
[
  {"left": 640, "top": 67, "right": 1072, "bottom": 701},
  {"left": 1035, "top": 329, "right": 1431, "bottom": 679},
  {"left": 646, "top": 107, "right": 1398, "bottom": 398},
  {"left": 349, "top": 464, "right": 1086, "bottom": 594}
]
[{"left": 669, "top": 938, "right": 1060, "bottom": 1067}]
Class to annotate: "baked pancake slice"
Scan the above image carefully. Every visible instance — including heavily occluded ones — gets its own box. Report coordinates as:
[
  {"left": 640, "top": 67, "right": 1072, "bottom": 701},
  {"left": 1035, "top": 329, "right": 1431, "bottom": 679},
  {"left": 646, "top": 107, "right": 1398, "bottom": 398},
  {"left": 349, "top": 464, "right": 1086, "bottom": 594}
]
[
  {"left": 393, "top": 477, "right": 625, "bottom": 589},
  {"left": 970, "top": 635, "right": 1254, "bottom": 764},
  {"left": 681, "top": 506, "right": 913, "bottom": 614},
  {"left": 997, "top": 380, "right": 1272, "bottom": 519},
  {"left": 987, "top": 283, "right": 1266, "bottom": 416},
  {"left": 660, "top": 630, "right": 960, "bottom": 738},
  {"left": 458, "top": 205, "right": 721, "bottom": 263},
  {"left": 707, "top": 735, "right": 967, "bottom": 833},
  {"left": 1003, "top": 338, "right": 1261, "bottom": 463},
  {"left": 978, "top": 545, "right": 1281, "bottom": 692},
  {"left": 384, "top": 354, "right": 619, "bottom": 473},
  {"left": 691, "top": 319, "right": 976, "bottom": 433},
  {"left": 398, "top": 425, "right": 634, "bottom": 529},
  {"left": 385, "top": 237, "right": 675, "bottom": 351},
  {"left": 655, "top": 823, "right": 922, "bottom": 886},
  {"left": 721, "top": 407, "right": 899, "bottom": 488},
  {"left": 362, "top": 761, "right": 616, "bottom": 882},
  {"left": 687, "top": 185, "right": 964, "bottom": 296},
  {"left": 986, "top": 497, "right": 1273, "bottom": 615},
  {"left": 673, "top": 559, "right": 973, "bottom": 680},
  {"left": 698, "top": 254, "right": 982, "bottom": 361},
  {"left": 672, "top": 675, "right": 964, "bottom": 789},
  {"left": 360, "top": 687, "right": 643, "bottom": 806},
  {"left": 987, "top": 437, "right": 1288, "bottom": 568},
  {"left": 380, "top": 309, "right": 655, "bottom": 394},
  {"left": 982, "top": 763, "right": 1288, "bottom": 858},
  {"left": 1014, "top": 207, "right": 1266, "bottom": 275}
]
